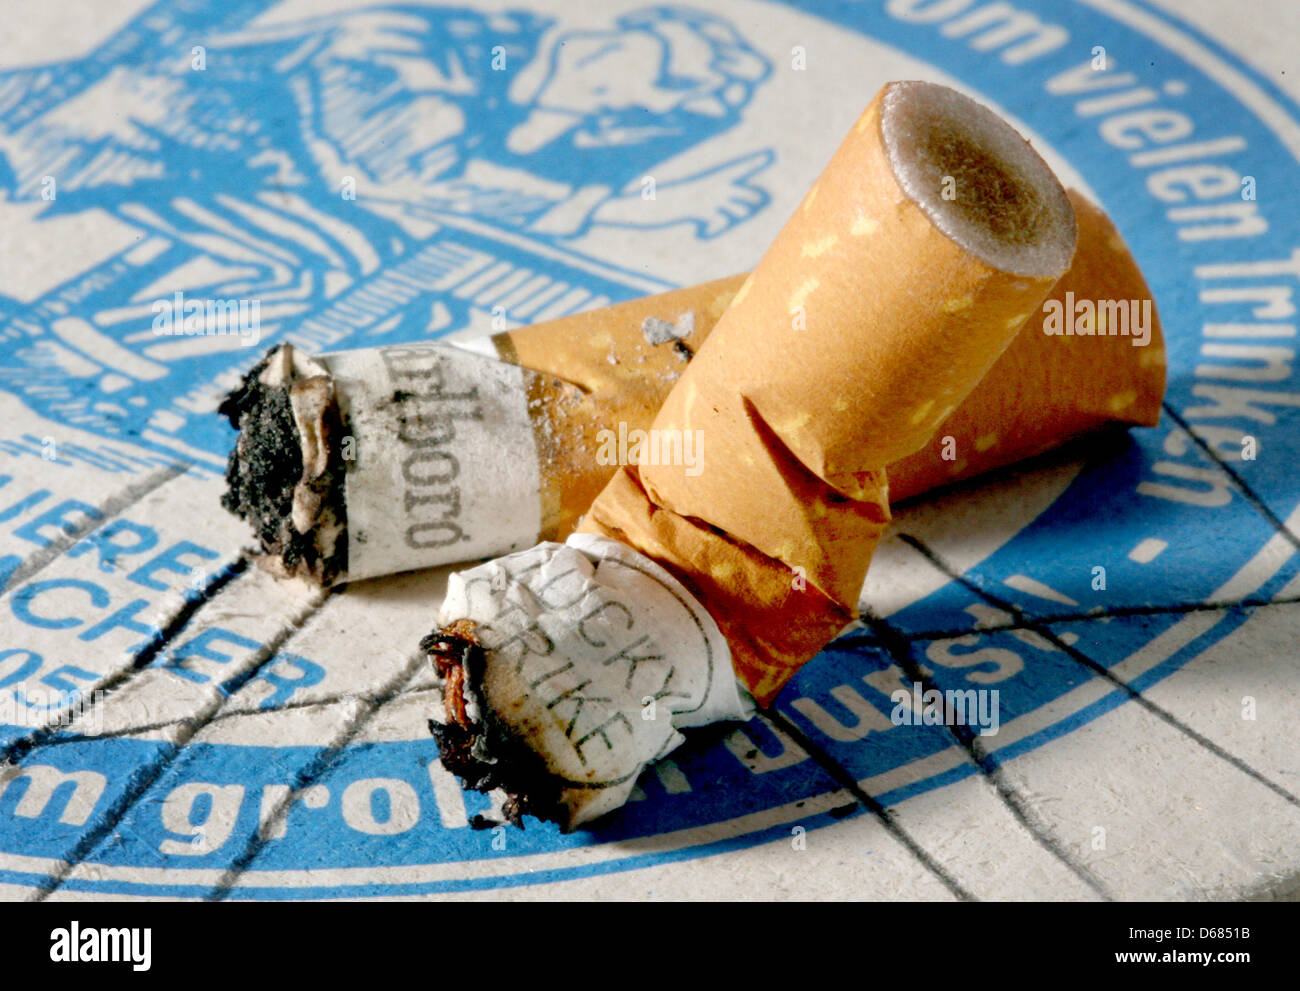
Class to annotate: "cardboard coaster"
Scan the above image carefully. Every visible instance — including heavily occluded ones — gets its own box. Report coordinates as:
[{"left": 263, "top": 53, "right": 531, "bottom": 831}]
[{"left": 1, "top": 0, "right": 1297, "bottom": 899}]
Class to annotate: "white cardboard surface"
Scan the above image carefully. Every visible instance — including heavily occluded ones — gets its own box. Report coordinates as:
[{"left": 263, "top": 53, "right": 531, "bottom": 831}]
[{"left": 0, "top": 0, "right": 1296, "bottom": 902}]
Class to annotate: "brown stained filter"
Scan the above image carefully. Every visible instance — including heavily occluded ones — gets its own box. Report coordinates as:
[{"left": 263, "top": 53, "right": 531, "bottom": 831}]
[
  {"left": 578, "top": 81, "right": 1081, "bottom": 703},
  {"left": 491, "top": 282, "right": 726, "bottom": 542}
]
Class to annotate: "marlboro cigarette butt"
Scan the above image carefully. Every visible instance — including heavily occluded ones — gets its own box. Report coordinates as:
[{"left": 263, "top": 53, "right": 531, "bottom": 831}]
[
  {"left": 220, "top": 341, "right": 558, "bottom": 584},
  {"left": 221, "top": 193, "right": 1161, "bottom": 585},
  {"left": 427, "top": 81, "right": 1089, "bottom": 828}
]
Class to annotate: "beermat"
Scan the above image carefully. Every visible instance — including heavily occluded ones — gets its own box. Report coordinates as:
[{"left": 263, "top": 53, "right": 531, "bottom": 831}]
[{"left": 1, "top": 0, "right": 1297, "bottom": 900}]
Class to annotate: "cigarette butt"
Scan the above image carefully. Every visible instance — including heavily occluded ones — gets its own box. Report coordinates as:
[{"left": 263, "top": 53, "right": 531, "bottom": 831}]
[
  {"left": 506, "top": 188, "right": 1163, "bottom": 514},
  {"left": 580, "top": 80, "right": 1078, "bottom": 704},
  {"left": 887, "top": 190, "right": 1165, "bottom": 500},
  {"left": 222, "top": 190, "right": 1160, "bottom": 585},
  {"left": 490, "top": 287, "right": 715, "bottom": 545},
  {"left": 220, "top": 341, "right": 559, "bottom": 583},
  {"left": 428, "top": 81, "right": 1095, "bottom": 828}
]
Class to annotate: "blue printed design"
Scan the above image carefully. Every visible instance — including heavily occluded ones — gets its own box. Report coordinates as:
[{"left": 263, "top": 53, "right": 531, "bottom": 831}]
[{"left": 0, "top": 1, "right": 771, "bottom": 466}]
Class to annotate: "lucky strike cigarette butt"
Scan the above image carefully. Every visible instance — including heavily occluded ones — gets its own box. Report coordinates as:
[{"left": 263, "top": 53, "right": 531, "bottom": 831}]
[
  {"left": 581, "top": 80, "right": 1078, "bottom": 703},
  {"left": 221, "top": 188, "right": 1161, "bottom": 586},
  {"left": 426, "top": 533, "right": 750, "bottom": 825},
  {"left": 428, "top": 80, "right": 1087, "bottom": 829}
]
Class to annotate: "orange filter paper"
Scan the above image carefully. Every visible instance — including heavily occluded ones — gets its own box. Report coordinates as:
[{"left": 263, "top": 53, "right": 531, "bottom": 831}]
[
  {"left": 500, "top": 188, "right": 1162, "bottom": 537},
  {"left": 577, "top": 81, "right": 1085, "bottom": 704}
]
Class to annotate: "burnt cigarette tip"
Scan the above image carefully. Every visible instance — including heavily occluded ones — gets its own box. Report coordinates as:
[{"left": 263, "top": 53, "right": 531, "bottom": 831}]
[
  {"left": 220, "top": 343, "right": 348, "bottom": 583},
  {"left": 421, "top": 622, "right": 575, "bottom": 832}
]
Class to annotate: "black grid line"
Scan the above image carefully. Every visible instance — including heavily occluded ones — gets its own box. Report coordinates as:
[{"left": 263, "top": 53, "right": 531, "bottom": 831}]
[
  {"left": 844, "top": 591, "right": 1300, "bottom": 647},
  {"left": 1162, "top": 401, "right": 1300, "bottom": 553},
  {"left": 857, "top": 609, "right": 1114, "bottom": 900},
  {"left": 132, "top": 556, "right": 251, "bottom": 670},
  {"left": 209, "top": 650, "right": 431, "bottom": 900},
  {"left": 28, "top": 589, "right": 333, "bottom": 900},
  {"left": 0, "top": 461, "right": 188, "bottom": 598},
  {"left": 762, "top": 707, "right": 977, "bottom": 901},
  {"left": 0, "top": 553, "right": 248, "bottom": 765},
  {"left": 28, "top": 680, "right": 436, "bottom": 747},
  {"left": 898, "top": 532, "right": 1300, "bottom": 810}
]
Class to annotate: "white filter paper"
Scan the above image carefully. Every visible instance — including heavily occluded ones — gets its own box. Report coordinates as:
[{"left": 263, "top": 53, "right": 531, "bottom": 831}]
[
  {"left": 320, "top": 343, "right": 541, "bottom": 579},
  {"left": 438, "top": 533, "right": 753, "bottom": 825}
]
